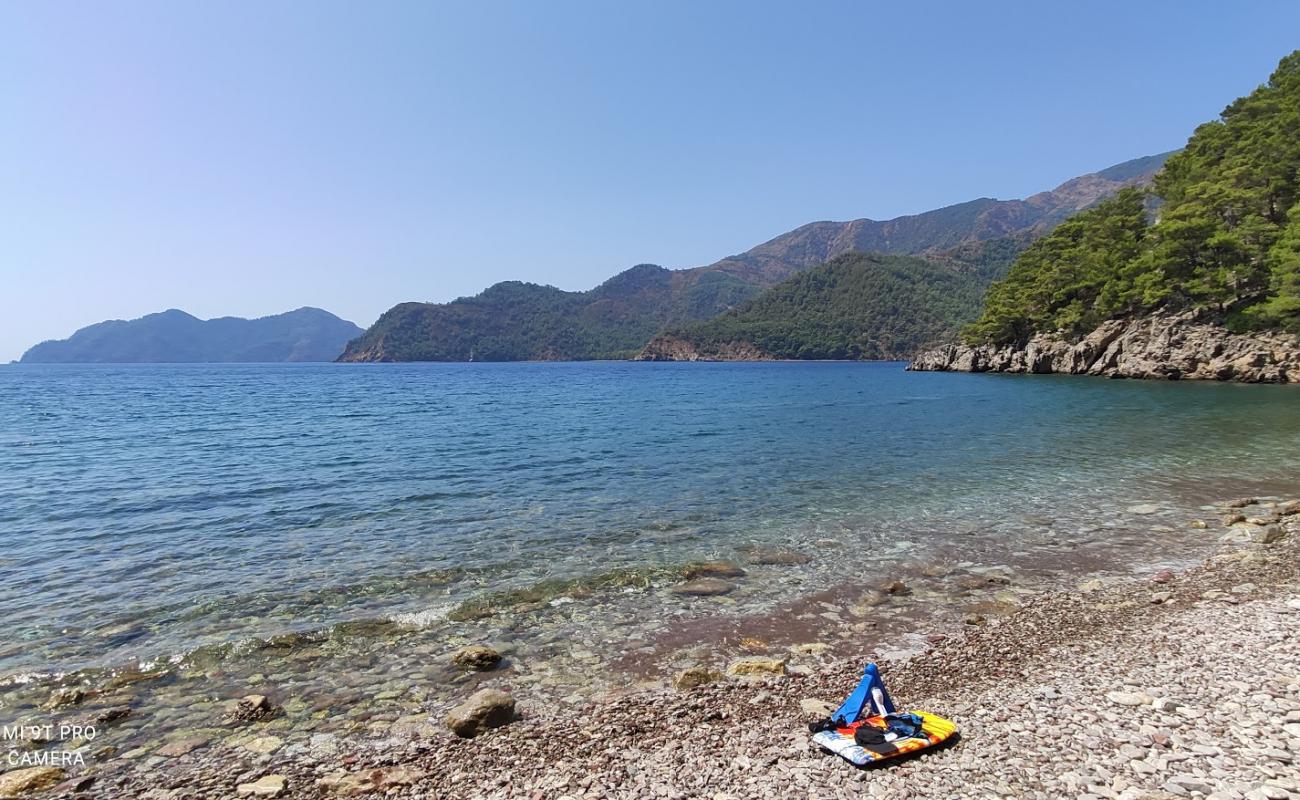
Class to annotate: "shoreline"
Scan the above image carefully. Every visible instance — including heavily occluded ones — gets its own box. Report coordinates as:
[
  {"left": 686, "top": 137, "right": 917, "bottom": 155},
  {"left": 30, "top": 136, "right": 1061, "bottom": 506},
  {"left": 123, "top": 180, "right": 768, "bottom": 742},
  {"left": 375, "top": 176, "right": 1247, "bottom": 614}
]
[{"left": 7, "top": 498, "right": 1298, "bottom": 798}]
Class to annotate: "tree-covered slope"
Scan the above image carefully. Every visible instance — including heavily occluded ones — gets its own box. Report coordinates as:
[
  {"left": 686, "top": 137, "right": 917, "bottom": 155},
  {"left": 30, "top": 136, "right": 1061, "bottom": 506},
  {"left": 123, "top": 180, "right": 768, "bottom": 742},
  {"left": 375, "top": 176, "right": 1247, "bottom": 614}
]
[
  {"left": 20, "top": 307, "right": 363, "bottom": 363},
  {"left": 640, "top": 248, "right": 1022, "bottom": 361},
  {"left": 965, "top": 51, "right": 1300, "bottom": 346}
]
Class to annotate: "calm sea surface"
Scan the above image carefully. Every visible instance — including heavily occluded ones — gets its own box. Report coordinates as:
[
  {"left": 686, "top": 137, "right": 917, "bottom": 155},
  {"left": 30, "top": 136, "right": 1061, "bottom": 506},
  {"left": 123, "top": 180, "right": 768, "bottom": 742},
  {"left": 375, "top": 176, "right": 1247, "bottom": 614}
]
[{"left": 1, "top": 362, "right": 1298, "bottom": 740}]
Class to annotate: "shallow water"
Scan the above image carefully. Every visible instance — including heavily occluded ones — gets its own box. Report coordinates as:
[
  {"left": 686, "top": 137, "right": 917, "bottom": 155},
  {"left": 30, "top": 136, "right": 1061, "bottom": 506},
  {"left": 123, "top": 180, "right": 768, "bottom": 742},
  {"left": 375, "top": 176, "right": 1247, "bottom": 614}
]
[{"left": 1, "top": 362, "right": 1298, "bottom": 753}]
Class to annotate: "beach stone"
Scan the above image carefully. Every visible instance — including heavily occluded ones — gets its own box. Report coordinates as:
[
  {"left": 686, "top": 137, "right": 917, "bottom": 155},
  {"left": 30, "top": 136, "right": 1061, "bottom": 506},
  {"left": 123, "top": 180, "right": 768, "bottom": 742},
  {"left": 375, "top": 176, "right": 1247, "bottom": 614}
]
[
  {"left": 0, "top": 768, "right": 65, "bottom": 797},
  {"left": 1278, "top": 500, "right": 1300, "bottom": 516},
  {"left": 1152, "top": 697, "right": 1180, "bottom": 712},
  {"left": 156, "top": 736, "right": 209, "bottom": 757},
  {"left": 685, "top": 561, "right": 746, "bottom": 579},
  {"left": 726, "top": 657, "right": 787, "bottom": 678},
  {"left": 1189, "top": 519, "right": 1208, "bottom": 529},
  {"left": 1225, "top": 497, "right": 1258, "bottom": 509},
  {"left": 788, "top": 642, "right": 830, "bottom": 656},
  {"left": 1150, "top": 592, "right": 1173, "bottom": 604},
  {"left": 1224, "top": 513, "right": 1248, "bottom": 526},
  {"left": 317, "top": 766, "right": 426, "bottom": 797},
  {"left": 1078, "top": 579, "right": 1105, "bottom": 593},
  {"left": 883, "top": 580, "right": 910, "bottom": 595},
  {"left": 1253, "top": 526, "right": 1286, "bottom": 544},
  {"left": 451, "top": 645, "right": 502, "bottom": 671},
  {"left": 444, "top": 688, "right": 516, "bottom": 738},
  {"left": 673, "top": 666, "right": 723, "bottom": 691},
  {"left": 1151, "top": 570, "right": 1176, "bottom": 584},
  {"left": 236, "top": 775, "right": 288, "bottom": 798},
  {"left": 799, "top": 698, "right": 836, "bottom": 716},
  {"left": 671, "top": 578, "right": 736, "bottom": 596},
  {"left": 1107, "top": 691, "right": 1153, "bottom": 707},
  {"left": 95, "top": 706, "right": 131, "bottom": 724},
  {"left": 244, "top": 735, "right": 284, "bottom": 754}
]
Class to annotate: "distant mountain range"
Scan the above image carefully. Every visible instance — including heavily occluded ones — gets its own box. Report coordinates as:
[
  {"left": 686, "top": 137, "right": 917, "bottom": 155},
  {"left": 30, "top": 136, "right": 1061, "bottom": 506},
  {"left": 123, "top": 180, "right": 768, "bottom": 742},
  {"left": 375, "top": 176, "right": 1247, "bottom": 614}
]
[
  {"left": 339, "top": 151, "right": 1174, "bottom": 362},
  {"left": 20, "top": 307, "right": 363, "bottom": 363}
]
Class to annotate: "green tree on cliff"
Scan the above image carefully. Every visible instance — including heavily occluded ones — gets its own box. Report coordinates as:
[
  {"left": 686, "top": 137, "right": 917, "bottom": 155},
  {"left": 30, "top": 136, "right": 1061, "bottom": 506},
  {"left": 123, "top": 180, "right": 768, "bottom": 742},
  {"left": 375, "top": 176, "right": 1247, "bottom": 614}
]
[{"left": 966, "top": 50, "right": 1300, "bottom": 344}]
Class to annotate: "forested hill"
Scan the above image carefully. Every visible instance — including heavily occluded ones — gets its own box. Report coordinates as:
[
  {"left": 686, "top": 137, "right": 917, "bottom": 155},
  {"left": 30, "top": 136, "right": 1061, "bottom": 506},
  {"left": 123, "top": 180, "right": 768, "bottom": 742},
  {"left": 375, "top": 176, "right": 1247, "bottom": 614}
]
[
  {"left": 341, "top": 154, "right": 1169, "bottom": 362},
  {"left": 20, "top": 307, "right": 363, "bottom": 363},
  {"left": 639, "top": 243, "right": 1023, "bottom": 361},
  {"left": 963, "top": 50, "right": 1300, "bottom": 347}
]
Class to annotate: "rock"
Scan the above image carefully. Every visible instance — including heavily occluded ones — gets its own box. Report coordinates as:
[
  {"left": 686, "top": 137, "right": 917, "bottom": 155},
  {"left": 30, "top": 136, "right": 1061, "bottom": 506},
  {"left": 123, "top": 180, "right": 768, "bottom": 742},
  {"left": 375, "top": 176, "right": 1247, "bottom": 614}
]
[
  {"left": 1150, "top": 592, "right": 1173, "bottom": 604},
  {"left": 317, "top": 766, "right": 426, "bottom": 797},
  {"left": 883, "top": 580, "right": 910, "bottom": 595},
  {"left": 1230, "top": 582, "right": 1257, "bottom": 595},
  {"left": 673, "top": 666, "right": 723, "bottom": 691},
  {"left": 1226, "top": 497, "right": 1258, "bottom": 509},
  {"left": 799, "top": 698, "right": 836, "bottom": 716},
  {"left": 684, "top": 561, "right": 746, "bottom": 579},
  {"left": 1106, "top": 691, "right": 1153, "bottom": 707},
  {"left": 1189, "top": 519, "right": 1208, "bottom": 529},
  {"left": 42, "top": 687, "right": 85, "bottom": 710},
  {"left": 907, "top": 312, "right": 1300, "bottom": 384},
  {"left": 451, "top": 645, "right": 502, "bottom": 671},
  {"left": 0, "top": 768, "right": 65, "bottom": 797},
  {"left": 744, "top": 548, "right": 812, "bottom": 566},
  {"left": 726, "top": 657, "right": 787, "bottom": 678},
  {"left": 236, "top": 775, "right": 288, "bottom": 798},
  {"left": 229, "top": 693, "right": 282, "bottom": 723},
  {"left": 1152, "top": 697, "right": 1180, "bottom": 712},
  {"left": 1128, "top": 504, "right": 1162, "bottom": 515},
  {"left": 444, "top": 688, "right": 516, "bottom": 738},
  {"left": 963, "top": 613, "right": 986, "bottom": 625},
  {"left": 1078, "top": 579, "right": 1105, "bottom": 593},
  {"left": 51, "top": 776, "right": 96, "bottom": 794},
  {"left": 95, "top": 706, "right": 132, "bottom": 724},
  {"left": 1150, "top": 570, "right": 1176, "bottom": 584},
  {"left": 1278, "top": 500, "right": 1300, "bottom": 516},
  {"left": 1224, "top": 513, "right": 1248, "bottom": 526},
  {"left": 244, "top": 735, "right": 284, "bottom": 754},
  {"left": 671, "top": 578, "right": 736, "bottom": 596},
  {"left": 788, "top": 642, "right": 830, "bottom": 656},
  {"left": 1253, "top": 525, "right": 1287, "bottom": 544},
  {"left": 155, "top": 736, "right": 209, "bottom": 757}
]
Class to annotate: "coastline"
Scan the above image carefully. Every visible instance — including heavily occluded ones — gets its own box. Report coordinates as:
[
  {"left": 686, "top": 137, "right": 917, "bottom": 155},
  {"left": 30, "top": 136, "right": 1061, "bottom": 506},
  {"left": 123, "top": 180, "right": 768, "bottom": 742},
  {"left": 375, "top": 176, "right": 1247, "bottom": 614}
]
[{"left": 8, "top": 498, "right": 1299, "bottom": 799}]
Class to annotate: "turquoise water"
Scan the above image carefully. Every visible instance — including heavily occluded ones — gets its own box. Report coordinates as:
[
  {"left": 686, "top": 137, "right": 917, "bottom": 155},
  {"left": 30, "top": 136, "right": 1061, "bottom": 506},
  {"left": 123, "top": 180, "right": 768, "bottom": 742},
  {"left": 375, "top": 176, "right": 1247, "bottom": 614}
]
[{"left": 2, "top": 362, "right": 1299, "bottom": 714}]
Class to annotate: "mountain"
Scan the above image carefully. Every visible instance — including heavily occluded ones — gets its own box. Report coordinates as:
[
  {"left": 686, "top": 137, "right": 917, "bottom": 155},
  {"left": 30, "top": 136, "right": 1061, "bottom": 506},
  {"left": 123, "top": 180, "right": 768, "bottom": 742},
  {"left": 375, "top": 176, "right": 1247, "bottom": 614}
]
[
  {"left": 20, "top": 307, "right": 364, "bottom": 363},
  {"left": 911, "top": 50, "right": 1300, "bottom": 382},
  {"left": 339, "top": 153, "right": 1173, "bottom": 362}
]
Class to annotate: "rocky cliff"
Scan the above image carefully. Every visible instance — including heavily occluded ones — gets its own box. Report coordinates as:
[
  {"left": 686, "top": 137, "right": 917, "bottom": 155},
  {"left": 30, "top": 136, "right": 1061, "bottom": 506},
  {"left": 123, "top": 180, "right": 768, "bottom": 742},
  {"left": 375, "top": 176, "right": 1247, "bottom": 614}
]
[
  {"left": 907, "top": 312, "right": 1300, "bottom": 383},
  {"left": 636, "top": 336, "right": 774, "bottom": 361}
]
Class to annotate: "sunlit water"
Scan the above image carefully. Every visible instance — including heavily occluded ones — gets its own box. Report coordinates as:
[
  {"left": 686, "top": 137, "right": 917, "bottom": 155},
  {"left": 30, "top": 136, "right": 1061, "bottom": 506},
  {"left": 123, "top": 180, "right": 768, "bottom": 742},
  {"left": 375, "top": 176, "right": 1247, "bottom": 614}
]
[{"left": 1, "top": 362, "right": 1297, "bottom": 754}]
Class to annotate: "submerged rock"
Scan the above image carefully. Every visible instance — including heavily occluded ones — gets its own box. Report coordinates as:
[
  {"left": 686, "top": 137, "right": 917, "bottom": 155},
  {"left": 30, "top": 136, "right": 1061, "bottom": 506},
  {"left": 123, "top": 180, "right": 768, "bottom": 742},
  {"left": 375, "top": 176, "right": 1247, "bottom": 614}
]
[
  {"left": 42, "top": 687, "right": 86, "bottom": 710},
  {"left": 673, "top": 666, "right": 723, "bottom": 691},
  {"left": 444, "top": 688, "right": 516, "bottom": 737},
  {"left": 743, "top": 548, "right": 812, "bottom": 566},
  {"left": 684, "top": 561, "right": 747, "bottom": 579},
  {"left": 155, "top": 736, "right": 209, "bottom": 758},
  {"left": 0, "top": 767, "right": 65, "bottom": 797},
  {"left": 1254, "top": 526, "right": 1287, "bottom": 545},
  {"left": 228, "top": 693, "right": 282, "bottom": 724},
  {"left": 451, "top": 645, "right": 502, "bottom": 671},
  {"left": 671, "top": 578, "right": 736, "bottom": 596},
  {"left": 317, "top": 766, "right": 426, "bottom": 797},
  {"left": 726, "top": 657, "right": 787, "bottom": 678},
  {"left": 236, "top": 775, "right": 288, "bottom": 798}
]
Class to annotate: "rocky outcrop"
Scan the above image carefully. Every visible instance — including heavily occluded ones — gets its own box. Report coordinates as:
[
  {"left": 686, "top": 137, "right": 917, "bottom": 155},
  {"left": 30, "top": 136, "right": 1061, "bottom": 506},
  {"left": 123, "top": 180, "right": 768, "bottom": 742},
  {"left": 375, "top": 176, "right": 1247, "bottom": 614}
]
[
  {"left": 908, "top": 312, "right": 1300, "bottom": 383},
  {"left": 636, "top": 335, "right": 774, "bottom": 361}
]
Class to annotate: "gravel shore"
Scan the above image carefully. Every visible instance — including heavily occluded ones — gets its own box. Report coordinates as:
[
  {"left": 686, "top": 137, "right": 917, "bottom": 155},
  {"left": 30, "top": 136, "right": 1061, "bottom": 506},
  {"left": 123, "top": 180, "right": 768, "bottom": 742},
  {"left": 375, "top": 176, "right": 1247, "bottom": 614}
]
[{"left": 22, "top": 513, "right": 1300, "bottom": 799}]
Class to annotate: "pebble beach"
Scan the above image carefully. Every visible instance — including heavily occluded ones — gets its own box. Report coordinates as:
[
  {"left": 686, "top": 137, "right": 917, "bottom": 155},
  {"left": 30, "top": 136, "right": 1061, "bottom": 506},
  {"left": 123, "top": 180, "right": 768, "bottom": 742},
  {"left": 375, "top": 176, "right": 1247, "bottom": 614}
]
[{"left": 6, "top": 498, "right": 1298, "bottom": 799}]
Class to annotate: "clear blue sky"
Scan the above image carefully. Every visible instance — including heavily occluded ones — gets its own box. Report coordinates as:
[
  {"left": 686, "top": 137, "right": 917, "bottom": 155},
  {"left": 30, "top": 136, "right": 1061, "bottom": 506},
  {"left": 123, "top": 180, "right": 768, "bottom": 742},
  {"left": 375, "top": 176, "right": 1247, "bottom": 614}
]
[{"left": 2, "top": 1, "right": 1298, "bottom": 361}]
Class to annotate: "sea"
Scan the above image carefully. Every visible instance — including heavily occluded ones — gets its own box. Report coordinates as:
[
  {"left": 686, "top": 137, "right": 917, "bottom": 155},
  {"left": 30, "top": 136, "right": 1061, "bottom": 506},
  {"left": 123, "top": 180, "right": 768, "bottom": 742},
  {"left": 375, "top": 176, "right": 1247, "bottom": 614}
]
[{"left": 2, "top": 361, "right": 1298, "bottom": 750}]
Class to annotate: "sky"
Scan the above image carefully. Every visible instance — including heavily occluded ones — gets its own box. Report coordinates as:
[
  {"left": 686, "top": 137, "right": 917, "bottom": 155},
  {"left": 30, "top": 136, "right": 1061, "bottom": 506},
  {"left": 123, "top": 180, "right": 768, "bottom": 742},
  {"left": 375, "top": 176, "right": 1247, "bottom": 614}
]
[{"left": 2, "top": 1, "right": 1299, "bottom": 362}]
